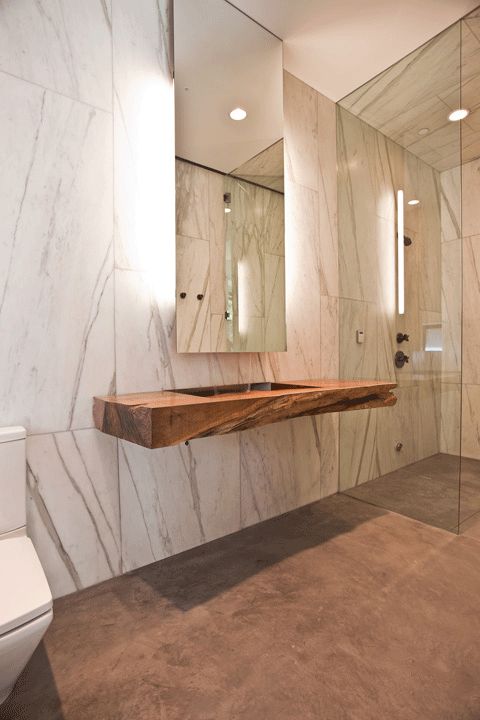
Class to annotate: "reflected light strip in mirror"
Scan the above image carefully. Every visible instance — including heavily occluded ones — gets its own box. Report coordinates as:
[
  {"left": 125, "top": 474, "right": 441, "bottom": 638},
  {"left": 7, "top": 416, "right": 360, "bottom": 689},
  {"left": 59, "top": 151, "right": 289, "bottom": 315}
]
[
  {"left": 397, "top": 190, "right": 405, "bottom": 316},
  {"left": 237, "top": 259, "right": 248, "bottom": 338}
]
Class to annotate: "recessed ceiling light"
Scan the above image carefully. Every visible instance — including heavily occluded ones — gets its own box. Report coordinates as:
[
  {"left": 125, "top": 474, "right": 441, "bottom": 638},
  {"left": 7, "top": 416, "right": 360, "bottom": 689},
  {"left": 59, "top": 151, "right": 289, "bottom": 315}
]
[
  {"left": 448, "top": 108, "right": 470, "bottom": 122},
  {"left": 408, "top": 199, "right": 420, "bottom": 206},
  {"left": 418, "top": 128, "right": 429, "bottom": 136},
  {"left": 229, "top": 107, "right": 247, "bottom": 121}
]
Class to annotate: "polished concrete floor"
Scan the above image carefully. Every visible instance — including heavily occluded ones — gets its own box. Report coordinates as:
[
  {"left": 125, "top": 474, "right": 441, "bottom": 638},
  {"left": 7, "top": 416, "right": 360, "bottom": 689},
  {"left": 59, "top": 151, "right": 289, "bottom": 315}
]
[
  {"left": 3, "top": 492, "right": 480, "bottom": 720},
  {"left": 344, "top": 453, "right": 480, "bottom": 533}
]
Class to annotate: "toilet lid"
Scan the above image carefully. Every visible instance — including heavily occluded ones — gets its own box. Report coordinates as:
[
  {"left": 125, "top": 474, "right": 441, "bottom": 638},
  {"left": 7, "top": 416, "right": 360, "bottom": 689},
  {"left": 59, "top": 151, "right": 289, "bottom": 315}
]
[{"left": 0, "top": 536, "right": 53, "bottom": 635}]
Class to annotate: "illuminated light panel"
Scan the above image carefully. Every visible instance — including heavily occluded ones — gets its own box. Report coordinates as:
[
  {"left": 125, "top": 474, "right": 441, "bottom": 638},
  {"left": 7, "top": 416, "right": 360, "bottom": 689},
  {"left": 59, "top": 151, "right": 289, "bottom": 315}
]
[{"left": 397, "top": 190, "right": 405, "bottom": 316}]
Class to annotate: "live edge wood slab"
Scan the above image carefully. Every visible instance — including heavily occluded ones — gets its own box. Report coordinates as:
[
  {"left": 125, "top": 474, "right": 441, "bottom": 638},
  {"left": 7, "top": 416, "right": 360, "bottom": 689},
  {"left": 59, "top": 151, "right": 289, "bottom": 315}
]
[{"left": 93, "top": 379, "right": 397, "bottom": 449}]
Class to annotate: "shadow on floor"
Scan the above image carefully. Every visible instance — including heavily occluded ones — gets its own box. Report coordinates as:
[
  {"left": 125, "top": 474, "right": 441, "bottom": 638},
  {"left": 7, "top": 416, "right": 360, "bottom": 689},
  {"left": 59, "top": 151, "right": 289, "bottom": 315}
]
[
  {"left": 123, "top": 494, "right": 388, "bottom": 611},
  {"left": 0, "top": 643, "right": 64, "bottom": 720}
]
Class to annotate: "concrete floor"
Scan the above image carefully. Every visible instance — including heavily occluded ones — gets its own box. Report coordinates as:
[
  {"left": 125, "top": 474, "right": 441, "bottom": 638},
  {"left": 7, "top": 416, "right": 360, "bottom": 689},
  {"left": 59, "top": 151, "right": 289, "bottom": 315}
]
[
  {"left": 2, "top": 492, "right": 480, "bottom": 720},
  {"left": 344, "top": 453, "right": 480, "bottom": 533}
]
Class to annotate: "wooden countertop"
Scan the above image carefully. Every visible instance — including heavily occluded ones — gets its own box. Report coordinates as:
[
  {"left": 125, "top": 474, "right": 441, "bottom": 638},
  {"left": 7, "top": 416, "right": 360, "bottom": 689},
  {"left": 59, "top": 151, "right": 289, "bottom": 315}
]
[{"left": 93, "top": 379, "right": 397, "bottom": 449}]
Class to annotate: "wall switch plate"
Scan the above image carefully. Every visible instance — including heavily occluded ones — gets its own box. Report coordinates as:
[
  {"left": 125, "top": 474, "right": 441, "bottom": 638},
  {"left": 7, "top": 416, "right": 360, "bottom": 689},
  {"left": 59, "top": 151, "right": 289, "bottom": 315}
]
[{"left": 356, "top": 330, "right": 364, "bottom": 344}]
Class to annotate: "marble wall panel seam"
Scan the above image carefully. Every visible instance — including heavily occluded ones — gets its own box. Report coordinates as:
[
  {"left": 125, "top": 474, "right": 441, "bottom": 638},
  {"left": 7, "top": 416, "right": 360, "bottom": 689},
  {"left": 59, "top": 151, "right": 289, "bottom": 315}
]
[
  {"left": 0, "top": 67, "right": 114, "bottom": 116},
  {"left": 26, "top": 459, "right": 82, "bottom": 590}
]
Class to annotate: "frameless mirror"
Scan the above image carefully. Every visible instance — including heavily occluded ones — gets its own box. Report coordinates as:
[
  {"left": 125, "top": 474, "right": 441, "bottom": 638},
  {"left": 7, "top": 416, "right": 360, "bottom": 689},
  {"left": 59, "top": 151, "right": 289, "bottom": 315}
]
[{"left": 174, "top": 0, "right": 285, "bottom": 352}]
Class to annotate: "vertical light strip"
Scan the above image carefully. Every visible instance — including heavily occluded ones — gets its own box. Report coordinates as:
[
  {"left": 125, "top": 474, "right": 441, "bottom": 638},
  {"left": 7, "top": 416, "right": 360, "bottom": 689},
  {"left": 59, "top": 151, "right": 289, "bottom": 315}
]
[
  {"left": 397, "top": 190, "right": 405, "bottom": 315},
  {"left": 237, "top": 259, "right": 248, "bottom": 337}
]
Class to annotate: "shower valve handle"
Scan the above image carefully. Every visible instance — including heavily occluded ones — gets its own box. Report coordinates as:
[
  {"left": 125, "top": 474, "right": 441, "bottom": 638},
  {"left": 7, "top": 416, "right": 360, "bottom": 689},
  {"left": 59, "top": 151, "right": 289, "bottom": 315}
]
[
  {"left": 395, "top": 351, "right": 410, "bottom": 368},
  {"left": 396, "top": 332, "right": 409, "bottom": 343}
]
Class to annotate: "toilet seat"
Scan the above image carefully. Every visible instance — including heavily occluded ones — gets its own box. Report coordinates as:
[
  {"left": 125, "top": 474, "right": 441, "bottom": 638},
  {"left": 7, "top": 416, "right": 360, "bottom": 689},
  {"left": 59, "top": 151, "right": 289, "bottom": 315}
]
[{"left": 0, "top": 536, "right": 52, "bottom": 636}]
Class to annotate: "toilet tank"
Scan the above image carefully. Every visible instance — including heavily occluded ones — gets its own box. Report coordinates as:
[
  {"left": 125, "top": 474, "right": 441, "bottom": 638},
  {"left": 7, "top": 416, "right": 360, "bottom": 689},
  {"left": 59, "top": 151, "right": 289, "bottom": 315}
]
[{"left": 0, "top": 427, "right": 26, "bottom": 535}]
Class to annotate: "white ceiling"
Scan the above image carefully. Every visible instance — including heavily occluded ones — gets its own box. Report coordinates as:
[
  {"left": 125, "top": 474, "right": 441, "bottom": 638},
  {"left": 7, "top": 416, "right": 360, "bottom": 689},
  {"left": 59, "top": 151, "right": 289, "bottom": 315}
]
[{"left": 230, "top": 0, "right": 479, "bottom": 101}]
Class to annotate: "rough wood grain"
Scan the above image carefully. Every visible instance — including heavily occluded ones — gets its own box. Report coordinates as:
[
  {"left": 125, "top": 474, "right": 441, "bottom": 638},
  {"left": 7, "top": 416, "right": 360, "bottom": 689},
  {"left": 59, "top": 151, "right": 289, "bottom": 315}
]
[{"left": 93, "top": 380, "right": 397, "bottom": 449}]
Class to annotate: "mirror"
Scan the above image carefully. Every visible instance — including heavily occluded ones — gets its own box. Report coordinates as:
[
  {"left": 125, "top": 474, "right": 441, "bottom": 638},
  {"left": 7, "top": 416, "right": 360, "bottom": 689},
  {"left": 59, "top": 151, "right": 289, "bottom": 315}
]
[{"left": 174, "top": 0, "right": 286, "bottom": 352}]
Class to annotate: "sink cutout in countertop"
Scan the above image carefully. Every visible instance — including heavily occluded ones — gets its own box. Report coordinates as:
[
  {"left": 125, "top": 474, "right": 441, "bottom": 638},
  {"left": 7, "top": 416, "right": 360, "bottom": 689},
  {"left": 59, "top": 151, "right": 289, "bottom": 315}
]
[{"left": 174, "top": 382, "right": 314, "bottom": 398}]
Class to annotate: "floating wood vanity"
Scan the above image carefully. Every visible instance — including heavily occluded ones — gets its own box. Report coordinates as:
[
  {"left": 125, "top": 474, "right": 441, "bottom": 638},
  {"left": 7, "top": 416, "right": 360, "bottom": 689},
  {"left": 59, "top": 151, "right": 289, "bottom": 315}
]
[{"left": 93, "top": 379, "right": 396, "bottom": 449}]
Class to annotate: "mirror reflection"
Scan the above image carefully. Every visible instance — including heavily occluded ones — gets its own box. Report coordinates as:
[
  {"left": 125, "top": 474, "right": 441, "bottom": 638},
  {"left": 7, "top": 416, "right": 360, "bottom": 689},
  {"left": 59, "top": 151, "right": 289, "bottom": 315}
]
[{"left": 174, "top": 0, "right": 286, "bottom": 352}]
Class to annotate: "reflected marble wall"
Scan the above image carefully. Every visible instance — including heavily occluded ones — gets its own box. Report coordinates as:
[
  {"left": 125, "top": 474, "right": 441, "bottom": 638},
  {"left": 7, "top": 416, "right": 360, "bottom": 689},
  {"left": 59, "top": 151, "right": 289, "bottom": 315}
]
[
  {"left": 337, "top": 107, "right": 443, "bottom": 490},
  {"left": 440, "top": 156, "right": 480, "bottom": 461},
  {"left": 461, "top": 157, "right": 480, "bottom": 459},
  {"left": 175, "top": 161, "right": 286, "bottom": 352},
  {"left": 0, "top": 0, "right": 339, "bottom": 597}
]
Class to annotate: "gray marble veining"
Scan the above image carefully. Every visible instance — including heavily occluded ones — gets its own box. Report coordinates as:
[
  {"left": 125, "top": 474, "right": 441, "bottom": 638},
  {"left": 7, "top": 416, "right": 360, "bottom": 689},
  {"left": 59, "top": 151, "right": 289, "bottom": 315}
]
[
  {"left": 0, "top": 72, "right": 115, "bottom": 434},
  {"left": 0, "top": 0, "right": 341, "bottom": 599}
]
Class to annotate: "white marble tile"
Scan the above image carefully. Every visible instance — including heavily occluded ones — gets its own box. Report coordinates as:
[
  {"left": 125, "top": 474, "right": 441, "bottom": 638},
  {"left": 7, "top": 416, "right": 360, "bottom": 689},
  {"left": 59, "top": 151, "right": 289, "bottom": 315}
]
[
  {"left": 462, "top": 158, "right": 480, "bottom": 238},
  {"left": 240, "top": 416, "right": 322, "bottom": 527},
  {"left": 176, "top": 235, "right": 211, "bottom": 353},
  {"left": 208, "top": 170, "right": 227, "bottom": 316},
  {"left": 462, "top": 384, "right": 480, "bottom": 460},
  {"left": 284, "top": 71, "right": 318, "bottom": 191},
  {"left": 417, "top": 161, "right": 442, "bottom": 313},
  {"left": 320, "top": 296, "right": 339, "bottom": 379},
  {"left": 339, "top": 299, "right": 377, "bottom": 380},
  {"left": 339, "top": 24, "right": 462, "bottom": 172},
  {"left": 0, "top": 73, "right": 114, "bottom": 433},
  {"left": 120, "top": 434, "right": 241, "bottom": 572},
  {"left": 264, "top": 253, "right": 286, "bottom": 351},
  {"left": 226, "top": 178, "right": 265, "bottom": 323},
  {"left": 267, "top": 181, "right": 321, "bottom": 379},
  {"left": 0, "top": 0, "right": 112, "bottom": 111},
  {"left": 113, "top": 0, "right": 175, "bottom": 271},
  {"left": 440, "top": 166, "right": 461, "bottom": 242},
  {"left": 176, "top": 160, "right": 209, "bottom": 240},
  {"left": 376, "top": 387, "right": 420, "bottom": 476},
  {"left": 440, "top": 382, "right": 461, "bottom": 455},
  {"left": 339, "top": 409, "right": 378, "bottom": 491},
  {"left": 417, "top": 376, "right": 441, "bottom": 459},
  {"left": 115, "top": 269, "right": 240, "bottom": 393},
  {"left": 26, "top": 429, "right": 120, "bottom": 598},
  {"left": 317, "top": 413, "right": 339, "bottom": 498},
  {"left": 210, "top": 313, "right": 229, "bottom": 352},
  {"left": 441, "top": 238, "right": 462, "bottom": 381},
  {"left": 463, "top": 235, "right": 480, "bottom": 384},
  {"left": 337, "top": 108, "right": 377, "bottom": 303},
  {"left": 235, "top": 316, "right": 265, "bottom": 353},
  {"left": 317, "top": 92, "right": 338, "bottom": 297}
]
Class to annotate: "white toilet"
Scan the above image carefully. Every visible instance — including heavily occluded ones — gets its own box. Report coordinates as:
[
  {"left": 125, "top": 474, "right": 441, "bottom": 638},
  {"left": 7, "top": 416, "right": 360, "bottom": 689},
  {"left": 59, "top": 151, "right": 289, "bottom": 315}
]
[{"left": 0, "top": 427, "right": 53, "bottom": 705}]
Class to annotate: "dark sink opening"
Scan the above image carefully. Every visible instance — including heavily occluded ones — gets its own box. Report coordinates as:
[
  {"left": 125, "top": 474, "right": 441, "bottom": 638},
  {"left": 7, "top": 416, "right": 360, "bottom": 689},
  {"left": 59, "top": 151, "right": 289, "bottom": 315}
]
[{"left": 174, "top": 382, "right": 313, "bottom": 398}]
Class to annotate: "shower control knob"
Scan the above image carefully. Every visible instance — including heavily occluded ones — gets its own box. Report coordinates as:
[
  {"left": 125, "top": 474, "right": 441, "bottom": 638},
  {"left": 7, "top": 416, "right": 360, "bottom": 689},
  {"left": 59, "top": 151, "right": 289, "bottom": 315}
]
[
  {"left": 396, "top": 332, "right": 409, "bottom": 343},
  {"left": 395, "top": 351, "right": 410, "bottom": 368}
]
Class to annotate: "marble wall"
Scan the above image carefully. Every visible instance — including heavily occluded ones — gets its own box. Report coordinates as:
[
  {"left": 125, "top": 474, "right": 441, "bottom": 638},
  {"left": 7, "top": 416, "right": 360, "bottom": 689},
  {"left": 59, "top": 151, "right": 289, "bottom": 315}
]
[
  {"left": 337, "top": 107, "right": 444, "bottom": 490},
  {"left": 175, "top": 160, "right": 286, "bottom": 352},
  {"left": 439, "top": 165, "right": 462, "bottom": 456},
  {"left": 0, "top": 0, "right": 339, "bottom": 598},
  {"left": 460, "top": 157, "right": 480, "bottom": 459}
]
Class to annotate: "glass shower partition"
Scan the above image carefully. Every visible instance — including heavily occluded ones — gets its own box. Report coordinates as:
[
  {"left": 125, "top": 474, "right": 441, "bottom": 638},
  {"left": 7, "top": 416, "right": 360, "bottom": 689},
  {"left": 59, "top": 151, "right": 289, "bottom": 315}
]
[
  {"left": 337, "top": 20, "right": 466, "bottom": 532},
  {"left": 459, "top": 8, "right": 480, "bottom": 537}
]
